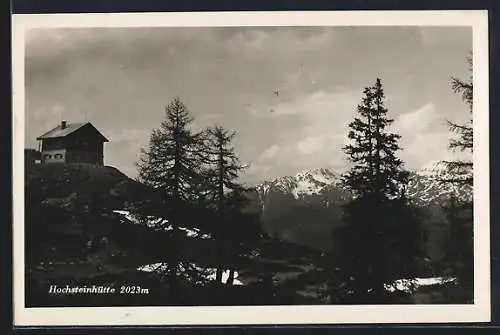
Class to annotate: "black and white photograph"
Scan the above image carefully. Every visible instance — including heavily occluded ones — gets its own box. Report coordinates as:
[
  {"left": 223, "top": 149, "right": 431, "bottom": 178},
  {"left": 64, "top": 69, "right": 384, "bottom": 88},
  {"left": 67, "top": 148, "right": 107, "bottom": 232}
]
[{"left": 12, "top": 11, "right": 490, "bottom": 325}]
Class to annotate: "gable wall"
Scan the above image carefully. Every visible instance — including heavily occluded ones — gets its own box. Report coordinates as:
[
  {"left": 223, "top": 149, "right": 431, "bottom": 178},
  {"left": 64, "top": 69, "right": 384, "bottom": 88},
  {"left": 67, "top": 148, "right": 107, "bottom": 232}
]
[{"left": 39, "top": 123, "right": 107, "bottom": 165}]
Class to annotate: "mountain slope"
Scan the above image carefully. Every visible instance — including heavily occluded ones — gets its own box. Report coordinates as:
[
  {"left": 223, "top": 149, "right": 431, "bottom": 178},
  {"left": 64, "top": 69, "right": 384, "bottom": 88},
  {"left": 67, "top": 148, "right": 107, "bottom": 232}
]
[
  {"left": 409, "top": 160, "right": 472, "bottom": 205},
  {"left": 251, "top": 164, "right": 472, "bottom": 254},
  {"left": 25, "top": 163, "right": 228, "bottom": 306},
  {"left": 256, "top": 164, "right": 472, "bottom": 206},
  {"left": 25, "top": 163, "right": 335, "bottom": 306}
]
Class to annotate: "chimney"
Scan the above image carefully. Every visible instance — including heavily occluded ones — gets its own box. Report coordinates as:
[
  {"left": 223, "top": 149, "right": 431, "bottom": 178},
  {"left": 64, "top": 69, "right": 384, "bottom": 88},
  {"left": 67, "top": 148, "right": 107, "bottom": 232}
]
[{"left": 61, "top": 120, "right": 67, "bottom": 129}]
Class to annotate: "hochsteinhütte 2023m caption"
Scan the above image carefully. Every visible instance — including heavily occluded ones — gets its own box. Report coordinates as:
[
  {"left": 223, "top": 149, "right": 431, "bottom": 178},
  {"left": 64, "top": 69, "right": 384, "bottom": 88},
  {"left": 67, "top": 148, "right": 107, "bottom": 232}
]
[{"left": 48, "top": 285, "right": 150, "bottom": 295}]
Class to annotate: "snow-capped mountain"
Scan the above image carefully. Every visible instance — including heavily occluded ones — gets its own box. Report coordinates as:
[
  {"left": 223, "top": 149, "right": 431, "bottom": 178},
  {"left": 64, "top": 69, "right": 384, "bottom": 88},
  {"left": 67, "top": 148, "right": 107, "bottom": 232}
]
[
  {"left": 409, "top": 160, "right": 472, "bottom": 205},
  {"left": 255, "top": 163, "right": 472, "bottom": 207},
  {"left": 251, "top": 163, "right": 472, "bottom": 252},
  {"left": 256, "top": 168, "right": 343, "bottom": 199}
]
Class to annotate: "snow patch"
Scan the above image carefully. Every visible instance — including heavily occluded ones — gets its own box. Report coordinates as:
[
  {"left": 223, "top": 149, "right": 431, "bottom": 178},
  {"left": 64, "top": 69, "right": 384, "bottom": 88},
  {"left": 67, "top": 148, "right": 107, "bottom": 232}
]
[
  {"left": 384, "top": 277, "right": 456, "bottom": 293},
  {"left": 112, "top": 210, "right": 140, "bottom": 223},
  {"left": 292, "top": 179, "right": 318, "bottom": 198},
  {"left": 113, "top": 210, "right": 211, "bottom": 239},
  {"left": 418, "top": 160, "right": 448, "bottom": 177},
  {"left": 138, "top": 262, "right": 243, "bottom": 285}
]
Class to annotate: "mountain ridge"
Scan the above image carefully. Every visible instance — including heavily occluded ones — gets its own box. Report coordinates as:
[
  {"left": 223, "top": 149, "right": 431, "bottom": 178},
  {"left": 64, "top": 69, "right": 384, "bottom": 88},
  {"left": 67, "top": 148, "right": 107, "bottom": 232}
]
[
  {"left": 249, "top": 163, "right": 472, "bottom": 254},
  {"left": 254, "top": 163, "right": 472, "bottom": 205}
]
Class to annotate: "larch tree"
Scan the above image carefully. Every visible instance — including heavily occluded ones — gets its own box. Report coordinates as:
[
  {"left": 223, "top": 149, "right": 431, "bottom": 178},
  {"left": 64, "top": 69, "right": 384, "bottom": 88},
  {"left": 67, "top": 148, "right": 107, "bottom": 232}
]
[
  {"left": 441, "top": 55, "right": 474, "bottom": 299},
  {"left": 223, "top": 187, "right": 263, "bottom": 287},
  {"left": 443, "top": 54, "right": 473, "bottom": 186},
  {"left": 136, "top": 97, "right": 206, "bottom": 297},
  {"left": 203, "top": 125, "right": 248, "bottom": 286}
]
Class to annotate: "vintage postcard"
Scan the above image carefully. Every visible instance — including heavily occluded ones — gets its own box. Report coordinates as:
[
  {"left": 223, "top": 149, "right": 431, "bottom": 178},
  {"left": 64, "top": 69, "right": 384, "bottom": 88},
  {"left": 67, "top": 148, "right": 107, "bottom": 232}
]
[{"left": 12, "top": 10, "right": 490, "bottom": 326}]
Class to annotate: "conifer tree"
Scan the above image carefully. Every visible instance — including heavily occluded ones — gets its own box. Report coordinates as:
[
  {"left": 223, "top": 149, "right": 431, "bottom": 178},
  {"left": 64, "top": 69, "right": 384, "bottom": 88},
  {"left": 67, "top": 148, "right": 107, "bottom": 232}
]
[
  {"left": 442, "top": 195, "right": 473, "bottom": 294},
  {"left": 441, "top": 55, "right": 474, "bottom": 299},
  {"left": 136, "top": 97, "right": 206, "bottom": 296},
  {"left": 443, "top": 54, "right": 473, "bottom": 186},
  {"left": 203, "top": 125, "right": 247, "bottom": 285},
  {"left": 223, "top": 188, "right": 263, "bottom": 286},
  {"left": 342, "top": 78, "right": 408, "bottom": 200},
  {"left": 334, "top": 78, "right": 418, "bottom": 303}
]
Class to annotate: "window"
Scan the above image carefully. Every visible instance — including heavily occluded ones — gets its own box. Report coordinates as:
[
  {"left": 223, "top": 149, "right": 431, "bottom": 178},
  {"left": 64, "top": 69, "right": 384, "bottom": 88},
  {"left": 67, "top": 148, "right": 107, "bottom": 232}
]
[
  {"left": 55, "top": 154, "right": 63, "bottom": 159},
  {"left": 44, "top": 154, "right": 52, "bottom": 159}
]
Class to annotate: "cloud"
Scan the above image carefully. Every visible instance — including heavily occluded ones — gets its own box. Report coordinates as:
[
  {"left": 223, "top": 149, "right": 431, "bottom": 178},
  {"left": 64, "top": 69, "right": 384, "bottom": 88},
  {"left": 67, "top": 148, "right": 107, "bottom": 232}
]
[
  {"left": 390, "top": 102, "right": 464, "bottom": 171},
  {"left": 400, "top": 131, "right": 452, "bottom": 169},
  {"left": 258, "top": 145, "right": 281, "bottom": 161},
  {"left": 387, "top": 102, "right": 456, "bottom": 171},
  {"left": 418, "top": 27, "right": 472, "bottom": 47},
  {"left": 392, "top": 103, "right": 439, "bottom": 134},
  {"left": 297, "top": 136, "right": 326, "bottom": 154},
  {"left": 235, "top": 29, "right": 270, "bottom": 50},
  {"left": 242, "top": 162, "right": 273, "bottom": 184},
  {"left": 24, "top": 26, "right": 472, "bottom": 184},
  {"left": 247, "top": 88, "right": 361, "bottom": 169},
  {"left": 198, "top": 113, "right": 223, "bottom": 121},
  {"left": 249, "top": 88, "right": 359, "bottom": 120},
  {"left": 302, "top": 29, "right": 335, "bottom": 49},
  {"left": 225, "top": 27, "right": 336, "bottom": 56}
]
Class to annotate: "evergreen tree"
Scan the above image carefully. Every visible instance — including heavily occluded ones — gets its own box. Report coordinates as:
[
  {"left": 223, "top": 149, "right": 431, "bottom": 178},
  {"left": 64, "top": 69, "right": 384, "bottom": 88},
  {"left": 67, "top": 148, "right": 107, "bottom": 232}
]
[
  {"left": 203, "top": 125, "right": 248, "bottom": 285},
  {"left": 443, "top": 54, "right": 473, "bottom": 186},
  {"left": 442, "top": 196, "right": 473, "bottom": 294},
  {"left": 342, "top": 78, "right": 408, "bottom": 199},
  {"left": 223, "top": 189, "right": 263, "bottom": 286},
  {"left": 333, "top": 78, "right": 419, "bottom": 303},
  {"left": 136, "top": 97, "right": 206, "bottom": 297},
  {"left": 441, "top": 55, "right": 474, "bottom": 300}
]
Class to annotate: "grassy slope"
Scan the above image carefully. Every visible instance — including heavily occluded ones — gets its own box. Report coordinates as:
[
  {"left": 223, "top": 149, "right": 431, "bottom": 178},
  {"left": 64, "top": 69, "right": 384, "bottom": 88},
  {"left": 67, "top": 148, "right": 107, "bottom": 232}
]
[{"left": 25, "top": 163, "right": 324, "bottom": 306}]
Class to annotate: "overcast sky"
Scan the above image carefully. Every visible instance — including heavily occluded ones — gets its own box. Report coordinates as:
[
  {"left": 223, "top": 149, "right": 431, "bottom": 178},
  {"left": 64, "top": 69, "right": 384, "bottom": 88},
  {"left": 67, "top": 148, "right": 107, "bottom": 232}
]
[{"left": 25, "top": 26, "right": 472, "bottom": 185}]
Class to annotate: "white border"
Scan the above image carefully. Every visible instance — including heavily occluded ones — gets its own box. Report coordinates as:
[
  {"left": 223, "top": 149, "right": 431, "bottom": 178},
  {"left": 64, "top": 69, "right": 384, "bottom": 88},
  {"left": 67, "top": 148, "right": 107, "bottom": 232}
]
[{"left": 12, "top": 10, "right": 490, "bottom": 326}]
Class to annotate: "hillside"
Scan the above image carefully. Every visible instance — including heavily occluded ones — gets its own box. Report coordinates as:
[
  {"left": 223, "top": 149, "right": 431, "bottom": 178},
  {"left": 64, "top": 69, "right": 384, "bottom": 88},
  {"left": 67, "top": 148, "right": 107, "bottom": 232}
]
[
  {"left": 251, "top": 165, "right": 473, "bottom": 259},
  {"left": 25, "top": 163, "right": 331, "bottom": 306},
  {"left": 25, "top": 164, "right": 161, "bottom": 305},
  {"left": 25, "top": 163, "right": 145, "bottom": 207},
  {"left": 24, "top": 163, "right": 471, "bottom": 306}
]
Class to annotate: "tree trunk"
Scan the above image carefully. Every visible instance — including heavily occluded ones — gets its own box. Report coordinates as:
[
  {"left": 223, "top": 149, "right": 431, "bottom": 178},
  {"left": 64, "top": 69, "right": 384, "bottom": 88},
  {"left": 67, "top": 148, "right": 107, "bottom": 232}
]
[
  {"left": 169, "top": 113, "right": 181, "bottom": 301},
  {"left": 374, "top": 96, "right": 382, "bottom": 196},
  {"left": 226, "top": 269, "right": 235, "bottom": 287},
  {"left": 215, "top": 268, "right": 223, "bottom": 285},
  {"left": 367, "top": 112, "right": 373, "bottom": 187},
  {"left": 215, "top": 141, "right": 225, "bottom": 286}
]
